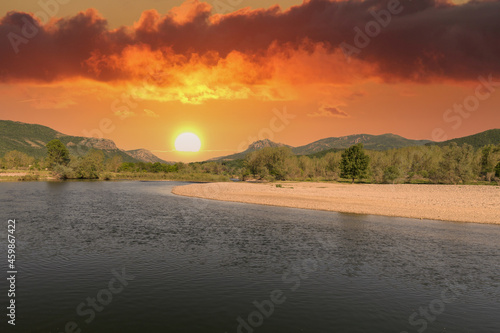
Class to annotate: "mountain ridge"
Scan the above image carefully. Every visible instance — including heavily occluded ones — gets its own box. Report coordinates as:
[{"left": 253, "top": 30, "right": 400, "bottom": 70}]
[
  {"left": 214, "top": 133, "right": 433, "bottom": 160},
  {"left": 0, "top": 120, "right": 167, "bottom": 163},
  {"left": 426, "top": 129, "right": 500, "bottom": 149},
  {"left": 212, "top": 129, "right": 500, "bottom": 161}
]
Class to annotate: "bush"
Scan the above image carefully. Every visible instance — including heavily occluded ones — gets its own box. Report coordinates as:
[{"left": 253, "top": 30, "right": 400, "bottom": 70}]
[
  {"left": 2, "top": 151, "right": 34, "bottom": 169},
  {"left": 73, "top": 150, "right": 104, "bottom": 179},
  {"left": 99, "top": 172, "right": 113, "bottom": 181},
  {"left": 383, "top": 165, "right": 401, "bottom": 184},
  {"left": 52, "top": 164, "right": 76, "bottom": 180}
]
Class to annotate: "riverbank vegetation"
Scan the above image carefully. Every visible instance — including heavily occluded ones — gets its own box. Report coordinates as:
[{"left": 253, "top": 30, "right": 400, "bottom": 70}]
[{"left": 1, "top": 139, "right": 499, "bottom": 185}]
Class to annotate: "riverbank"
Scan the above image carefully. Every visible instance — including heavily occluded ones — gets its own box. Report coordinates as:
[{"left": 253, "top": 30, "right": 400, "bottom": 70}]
[
  {"left": 172, "top": 182, "right": 500, "bottom": 224},
  {"left": 0, "top": 170, "right": 229, "bottom": 182}
]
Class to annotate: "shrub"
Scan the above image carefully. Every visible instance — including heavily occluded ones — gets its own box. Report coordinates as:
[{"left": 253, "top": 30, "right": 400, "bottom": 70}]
[
  {"left": 99, "top": 172, "right": 113, "bottom": 181},
  {"left": 383, "top": 165, "right": 401, "bottom": 184},
  {"left": 52, "top": 164, "right": 76, "bottom": 180}
]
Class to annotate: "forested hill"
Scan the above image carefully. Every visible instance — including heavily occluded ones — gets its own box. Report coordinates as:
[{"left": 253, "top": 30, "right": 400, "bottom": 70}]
[
  {"left": 214, "top": 133, "right": 432, "bottom": 160},
  {"left": 427, "top": 129, "right": 500, "bottom": 149},
  {"left": 0, "top": 120, "right": 166, "bottom": 163}
]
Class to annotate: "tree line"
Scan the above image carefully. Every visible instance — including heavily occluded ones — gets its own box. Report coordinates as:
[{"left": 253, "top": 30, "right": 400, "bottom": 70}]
[
  {"left": 243, "top": 142, "right": 500, "bottom": 184},
  {"left": 1, "top": 139, "right": 500, "bottom": 184}
]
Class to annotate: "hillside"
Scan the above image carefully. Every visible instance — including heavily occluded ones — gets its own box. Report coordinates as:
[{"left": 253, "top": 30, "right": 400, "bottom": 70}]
[
  {"left": 126, "top": 149, "right": 170, "bottom": 163},
  {"left": 213, "top": 139, "right": 291, "bottom": 160},
  {"left": 427, "top": 129, "right": 500, "bottom": 148},
  {"left": 292, "top": 134, "right": 431, "bottom": 155},
  {"left": 213, "top": 134, "right": 431, "bottom": 160},
  {"left": 0, "top": 120, "right": 167, "bottom": 163}
]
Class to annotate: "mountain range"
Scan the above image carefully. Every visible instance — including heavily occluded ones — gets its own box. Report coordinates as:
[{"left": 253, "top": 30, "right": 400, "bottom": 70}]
[
  {"left": 214, "top": 134, "right": 433, "bottom": 160},
  {"left": 426, "top": 129, "right": 500, "bottom": 149},
  {"left": 214, "top": 130, "right": 500, "bottom": 160},
  {"left": 1, "top": 120, "right": 499, "bottom": 162},
  {"left": 0, "top": 120, "right": 167, "bottom": 163}
]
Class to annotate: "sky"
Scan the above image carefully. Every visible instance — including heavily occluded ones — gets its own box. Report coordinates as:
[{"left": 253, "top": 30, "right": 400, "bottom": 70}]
[{"left": 1, "top": 0, "right": 499, "bottom": 162}]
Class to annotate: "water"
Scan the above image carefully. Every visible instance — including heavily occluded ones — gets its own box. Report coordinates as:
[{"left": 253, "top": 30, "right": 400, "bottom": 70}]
[{"left": 0, "top": 181, "right": 499, "bottom": 332}]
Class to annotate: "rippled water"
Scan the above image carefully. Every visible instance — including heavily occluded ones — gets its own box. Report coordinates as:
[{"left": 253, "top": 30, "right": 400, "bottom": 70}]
[{"left": 0, "top": 181, "right": 499, "bottom": 332}]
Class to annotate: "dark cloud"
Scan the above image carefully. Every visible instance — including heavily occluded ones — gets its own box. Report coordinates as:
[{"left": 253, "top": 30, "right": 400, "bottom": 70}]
[{"left": 0, "top": 0, "right": 499, "bottom": 83}]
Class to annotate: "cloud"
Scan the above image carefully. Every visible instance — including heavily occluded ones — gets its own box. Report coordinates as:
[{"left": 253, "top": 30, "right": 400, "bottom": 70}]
[
  {"left": 114, "top": 110, "right": 136, "bottom": 119},
  {"left": 143, "top": 109, "right": 159, "bottom": 118},
  {"left": 346, "top": 91, "right": 366, "bottom": 100},
  {"left": 19, "top": 96, "right": 76, "bottom": 109},
  {"left": 309, "top": 105, "right": 348, "bottom": 118},
  {"left": 0, "top": 0, "right": 499, "bottom": 96}
]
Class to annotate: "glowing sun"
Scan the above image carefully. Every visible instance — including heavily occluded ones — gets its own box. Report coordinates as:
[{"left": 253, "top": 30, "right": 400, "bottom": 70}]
[{"left": 175, "top": 132, "right": 201, "bottom": 152}]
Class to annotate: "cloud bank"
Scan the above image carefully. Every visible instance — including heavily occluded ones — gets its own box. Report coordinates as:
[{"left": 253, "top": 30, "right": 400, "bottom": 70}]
[{"left": 1, "top": 0, "right": 499, "bottom": 102}]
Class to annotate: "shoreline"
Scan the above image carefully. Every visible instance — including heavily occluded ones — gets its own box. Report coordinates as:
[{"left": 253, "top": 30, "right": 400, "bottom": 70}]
[{"left": 172, "top": 182, "right": 500, "bottom": 225}]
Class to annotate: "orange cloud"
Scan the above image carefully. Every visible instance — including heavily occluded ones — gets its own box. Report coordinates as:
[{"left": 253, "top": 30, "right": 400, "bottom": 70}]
[
  {"left": 0, "top": 0, "right": 499, "bottom": 105},
  {"left": 309, "top": 105, "right": 349, "bottom": 118}
]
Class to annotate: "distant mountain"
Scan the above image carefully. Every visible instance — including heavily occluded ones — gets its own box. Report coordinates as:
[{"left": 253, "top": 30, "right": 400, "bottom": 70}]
[
  {"left": 305, "top": 148, "right": 343, "bottom": 158},
  {"left": 292, "top": 134, "right": 431, "bottom": 155},
  {"left": 213, "top": 139, "right": 291, "bottom": 160},
  {"left": 126, "top": 149, "right": 168, "bottom": 163},
  {"left": 213, "top": 134, "right": 432, "bottom": 160},
  {"left": 427, "top": 129, "right": 500, "bottom": 149},
  {"left": 0, "top": 120, "right": 167, "bottom": 163}
]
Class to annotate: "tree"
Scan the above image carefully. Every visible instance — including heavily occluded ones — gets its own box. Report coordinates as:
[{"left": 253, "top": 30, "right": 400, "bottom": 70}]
[
  {"left": 46, "top": 139, "right": 70, "bottom": 167},
  {"left": 106, "top": 155, "right": 123, "bottom": 173},
  {"left": 2, "top": 150, "right": 33, "bottom": 169},
  {"left": 383, "top": 165, "right": 401, "bottom": 184},
  {"left": 436, "top": 143, "right": 476, "bottom": 184},
  {"left": 119, "top": 162, "right": 136, "bottom": 172},
  {"left": 340, "top": 143, "right": 370, "bottom": 183},
  {"left": 151, "top": 162, "right": 165, "bottom": 173},
  {"left": 74, "top": 150, "right": 104, "bottom": 179},
  {"left": 245, "top": 147, "right": 293, "bottom": 180},
  {"left": 479, "top": 144, "right": 499, "bottom": 176}
]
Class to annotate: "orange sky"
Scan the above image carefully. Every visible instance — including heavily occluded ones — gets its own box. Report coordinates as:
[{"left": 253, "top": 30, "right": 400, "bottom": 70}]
[{"left": 1, "top": 0, "right": 499, "bottom": 161}]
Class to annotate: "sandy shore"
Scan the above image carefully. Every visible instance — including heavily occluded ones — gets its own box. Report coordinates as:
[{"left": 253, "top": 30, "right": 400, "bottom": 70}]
[
  {"left": 0, "top": 172, "right": 27, "bottom": 177},
  {"left": 172, "top": 182, "right": 500, "bottom": 224}
]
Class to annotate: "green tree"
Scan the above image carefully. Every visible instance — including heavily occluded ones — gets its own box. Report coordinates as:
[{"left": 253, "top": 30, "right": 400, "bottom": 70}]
[
  {"left": 46, "top": 139, "right": 70, "bottom": 167},
  {"left": 119, "top": 162, "right": 136, "bottom": 172},
  {"left": 496, "top": 162, "right": 500, "bottom": 178},
  {"left": 340, "top": 143, "right": 370, "bottom": 183},
  {"left": 434, "top": 143, "right": 476, "bottom": 184},
  {"left": 106, "top": 155, "right": 123, "bottom": 173},
  {"left": 383, "top": 165, "right": 401, "bottom": 184},
  {"left": 246, "top": 147, "right": 293, "bottom": 180},
  {"left": 323, "top": 152, "right": 340, "bottom": 178},
  {"left": 480, "top": 144, "right": 498, "bottom": 175},
  {"left": 74, "top": 150, "right": 104, "bottom": 179},
  {"left": 151, "top": 162, "right": 165, "bottom": 173},
  {"left": 2, "top": 150, "right": 33, "bottom": 169}
]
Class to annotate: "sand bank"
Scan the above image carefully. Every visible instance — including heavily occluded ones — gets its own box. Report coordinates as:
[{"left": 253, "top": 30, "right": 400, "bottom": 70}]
[{"left": 172, "top": 182, "right": 500, "bottom": 224}]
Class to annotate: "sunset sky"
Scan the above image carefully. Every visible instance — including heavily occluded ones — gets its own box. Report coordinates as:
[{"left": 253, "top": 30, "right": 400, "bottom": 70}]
[{"left": 1, "top": 0, "right": 499, "bottom": 161}]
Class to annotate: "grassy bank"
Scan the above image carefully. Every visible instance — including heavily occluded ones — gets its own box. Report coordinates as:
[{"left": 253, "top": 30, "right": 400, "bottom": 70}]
[{"left": 111, "top": 172, "right": 230, "bottom": 182}]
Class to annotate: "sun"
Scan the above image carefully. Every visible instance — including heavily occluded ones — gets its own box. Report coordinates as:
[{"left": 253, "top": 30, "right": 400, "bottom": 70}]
[{"left": 175, "top": 132, "right": 202, "bottom": 152}]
